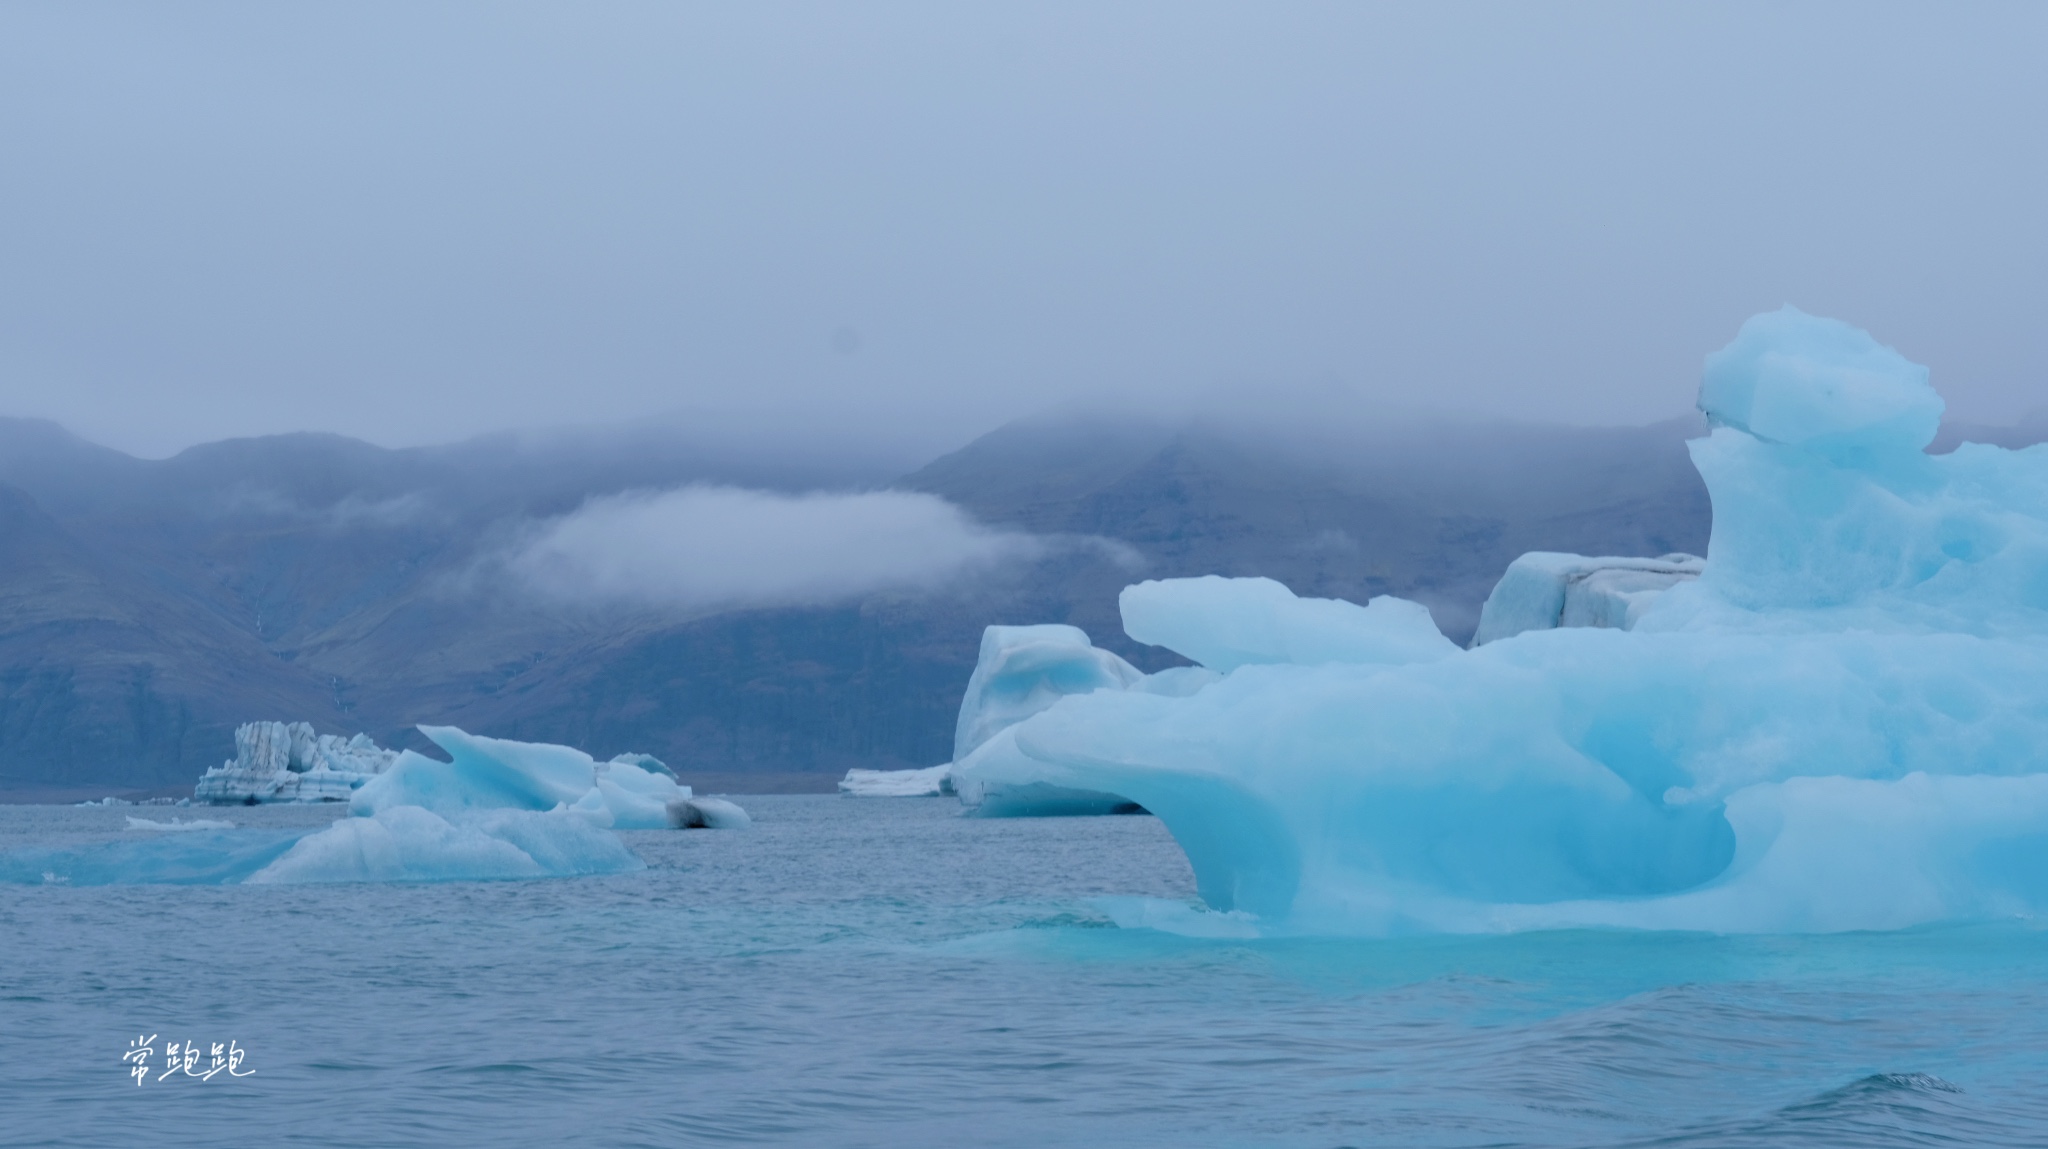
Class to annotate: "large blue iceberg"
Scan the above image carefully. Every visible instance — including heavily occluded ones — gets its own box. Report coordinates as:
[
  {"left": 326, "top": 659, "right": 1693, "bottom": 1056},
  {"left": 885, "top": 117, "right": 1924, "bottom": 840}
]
[{"left": 953, "top": 307, "right": 2048, "bottom": 934}]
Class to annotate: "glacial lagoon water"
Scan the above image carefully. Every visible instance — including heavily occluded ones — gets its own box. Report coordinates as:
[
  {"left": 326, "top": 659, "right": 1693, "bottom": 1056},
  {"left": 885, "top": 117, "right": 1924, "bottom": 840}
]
[{"left": 4, "top": 797, "right": 2047, "bottom": 1148}]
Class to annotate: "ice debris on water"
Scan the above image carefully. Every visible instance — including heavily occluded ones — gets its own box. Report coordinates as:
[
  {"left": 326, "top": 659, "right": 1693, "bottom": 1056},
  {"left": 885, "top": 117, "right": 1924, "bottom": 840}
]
[
  {"left": 952, "top": 307, "right": 2048, "bottom": 934},
  {"left": 126, "top": 817, "right": 235, "bottom": 832}
]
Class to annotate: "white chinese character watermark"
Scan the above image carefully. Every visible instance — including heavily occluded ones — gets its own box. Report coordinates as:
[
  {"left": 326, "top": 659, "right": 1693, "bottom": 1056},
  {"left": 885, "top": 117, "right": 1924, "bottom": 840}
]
[{"left": 122, "top": 1035, "right": 252, "bottom": 1084}]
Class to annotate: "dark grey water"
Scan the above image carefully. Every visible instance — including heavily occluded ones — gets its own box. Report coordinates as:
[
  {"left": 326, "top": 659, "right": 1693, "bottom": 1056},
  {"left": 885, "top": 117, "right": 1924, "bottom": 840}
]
[{"left": 3, "top": 797, "right": 2045, "bottom": 1147}]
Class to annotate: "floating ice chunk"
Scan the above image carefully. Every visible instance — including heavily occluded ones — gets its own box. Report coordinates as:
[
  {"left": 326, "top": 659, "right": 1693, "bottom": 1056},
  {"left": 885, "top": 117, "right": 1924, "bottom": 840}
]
[
  {"left": 1700, "top": 305, "right": 1943, "bottom": 455},
  {"left": 246, "top": 807, "right": 642, "bottom": 884},
  {"left": 1121, "top": 576, "right": 1458, "bottom": 672},
  {"left": 954, "top": 625, "right": 1144, "bottom": 761},
  {"left": 1473, "top": 553, "right": 1704, "bottom": 646},
  {"left": 350, "top": 726, "right": 701, "bottom": 830},
  {"left": 838, "top": 623, "right": 1151, "bottom": 810},
  {"left": 666, "top": 796, "right": 753, "bottom": 829},
  {"left": 839, "top": 764, "right": 954, "bottom": 797},
  {"left": 194, "top": 722, "right": 402, "bottom": 804},
  {"left": 126, "top": 817, "right": 234, "bottom": 832},
  {"left": 955, "top": 310, "right": 2048, "bottom": 934}
]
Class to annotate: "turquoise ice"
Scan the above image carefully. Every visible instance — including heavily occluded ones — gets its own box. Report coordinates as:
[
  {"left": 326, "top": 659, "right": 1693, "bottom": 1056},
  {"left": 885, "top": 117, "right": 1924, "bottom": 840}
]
[{"left": 954, "top": 308, "right": 2048, "bottom": 933}]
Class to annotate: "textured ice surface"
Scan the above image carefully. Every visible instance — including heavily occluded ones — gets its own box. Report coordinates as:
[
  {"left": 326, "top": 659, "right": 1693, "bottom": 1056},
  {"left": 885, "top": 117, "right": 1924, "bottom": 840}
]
[
  {"left": 351, "top": 726, "right": 710, "bottom": 830},
  {"left": 839, "top": 764, "right": 953, "bottom": 797},
  {"left": 952, "top": 581, "right": 1451, "bottom": 817},
  {"left": 1473, "top": 552, "right": 1704, "bottom": 645},
  {"left": 1122, "top": 575, "right": 1459, "bottom": 671},
  {"left": 194, "top": 722, "right": 401, "bottom": 804},
  {"left": 843, "top": 623, "right": 1148, "bottom": 810},
  {"left": 954, "top": 310, "right": 2048, "bottom": 933},
  {"left": 1699, "top": 305, "right": 1943, "bottom": 455},
  {"left": 954, "top": 625, "right": 1144, "bottom": 760},
  {"left": 248, "top": 806, "right": 642, "bottom": 884}
]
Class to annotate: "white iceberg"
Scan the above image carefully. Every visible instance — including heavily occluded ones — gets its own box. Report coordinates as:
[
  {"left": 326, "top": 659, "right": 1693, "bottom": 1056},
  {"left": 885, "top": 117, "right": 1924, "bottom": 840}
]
[
  {"left": 953, "top": 307, "right": 2048, "bottom": 934},
  {"left": 839, "top": 763, "right": 954, "bottom": 797},
  {"left": 194, "top": 722, "right": 402, "bottom": 804}
]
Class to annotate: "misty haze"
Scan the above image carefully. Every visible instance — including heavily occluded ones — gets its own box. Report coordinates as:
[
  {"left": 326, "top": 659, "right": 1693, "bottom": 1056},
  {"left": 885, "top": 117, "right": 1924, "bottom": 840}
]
[{"left": 6, "top": 5, "right": 2048, "bottom": 1149}]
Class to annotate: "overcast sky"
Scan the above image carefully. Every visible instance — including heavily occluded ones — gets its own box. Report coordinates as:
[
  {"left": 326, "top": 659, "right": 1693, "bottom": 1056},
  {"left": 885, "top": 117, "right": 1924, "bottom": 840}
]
[{"left": 2, "top": 2, "right": 2043, "bottom": 458}]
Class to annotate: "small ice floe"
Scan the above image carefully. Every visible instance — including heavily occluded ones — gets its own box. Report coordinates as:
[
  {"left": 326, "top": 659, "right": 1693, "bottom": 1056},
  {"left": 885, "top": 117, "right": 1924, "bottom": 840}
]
[
  {"left": 839, "top": 764, "right": 952, "bottom": 798},
  {"left": 125, "top": 817, "right": 235, "bottom": 832}
]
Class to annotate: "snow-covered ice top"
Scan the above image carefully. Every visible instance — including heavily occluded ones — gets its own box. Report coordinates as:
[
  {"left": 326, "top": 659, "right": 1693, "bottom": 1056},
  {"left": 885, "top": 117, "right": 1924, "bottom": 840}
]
[
  {"left": 1121, "top": 576, "right": 1458, "bottom": 671},
  {"left": 1699, "top": 305, "right": 1942, "bottom": 455},
  {"left": 352, "top": 726, "right": 695, "bottom": 831},
  {"left": 952, "top": 309, "right": 2048, "bottom": 934}
]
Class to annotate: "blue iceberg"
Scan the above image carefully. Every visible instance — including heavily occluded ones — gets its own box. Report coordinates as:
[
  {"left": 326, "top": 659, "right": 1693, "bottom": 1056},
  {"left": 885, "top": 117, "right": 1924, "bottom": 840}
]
[
  {"left": 352, "top": 725, "right": 694, "bottom": 830},
  {"left": 247, "top": 805, "right": 642, "bottom": 884},
  {"left": 954, "top": 307, "right": 2048, "bottom": 934}
]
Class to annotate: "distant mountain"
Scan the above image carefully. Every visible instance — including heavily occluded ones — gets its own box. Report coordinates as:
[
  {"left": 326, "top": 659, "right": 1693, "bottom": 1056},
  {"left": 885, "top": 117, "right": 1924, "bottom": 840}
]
[{"left": 15, "top": 406, "right": 2025, "bottom": 795}]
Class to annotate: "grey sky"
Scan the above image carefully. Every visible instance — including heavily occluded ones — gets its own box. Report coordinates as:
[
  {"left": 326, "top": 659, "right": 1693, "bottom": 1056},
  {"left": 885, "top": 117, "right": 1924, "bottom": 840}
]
[{"left": 2, "top": 2, "right": 2043, "bottom": 458}]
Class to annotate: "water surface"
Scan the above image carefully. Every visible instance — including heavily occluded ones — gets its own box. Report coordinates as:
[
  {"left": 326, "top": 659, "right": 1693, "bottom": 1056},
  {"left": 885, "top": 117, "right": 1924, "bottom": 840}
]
[{"left": 3, "top": 797, "right": 2044, "bottom": 1147}]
